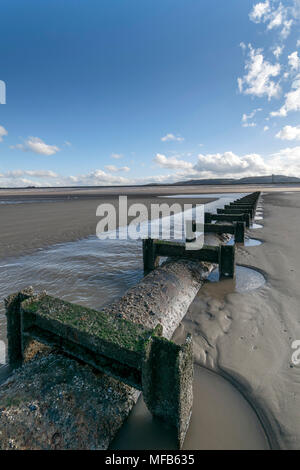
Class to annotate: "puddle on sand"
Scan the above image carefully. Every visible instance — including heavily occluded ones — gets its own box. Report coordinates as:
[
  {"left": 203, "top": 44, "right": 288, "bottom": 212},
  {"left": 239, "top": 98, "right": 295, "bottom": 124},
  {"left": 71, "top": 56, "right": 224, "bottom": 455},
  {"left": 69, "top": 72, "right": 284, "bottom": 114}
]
[
  {"left": 207, "top": 266, "right": 266, "bottom": 294},
  {"left": 110, "top": 365, "right": 269, "bottom": 450},
  {"left": 227, "top": 238, "right": 262, "bottom": 247}
]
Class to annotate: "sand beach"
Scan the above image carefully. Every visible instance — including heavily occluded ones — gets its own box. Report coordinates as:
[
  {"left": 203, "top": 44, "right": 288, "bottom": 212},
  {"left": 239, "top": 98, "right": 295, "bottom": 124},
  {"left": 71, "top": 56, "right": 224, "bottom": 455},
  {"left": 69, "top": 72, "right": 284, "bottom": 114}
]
[{"left": 0, "top": 185, "right": 300, "bottom": 449}]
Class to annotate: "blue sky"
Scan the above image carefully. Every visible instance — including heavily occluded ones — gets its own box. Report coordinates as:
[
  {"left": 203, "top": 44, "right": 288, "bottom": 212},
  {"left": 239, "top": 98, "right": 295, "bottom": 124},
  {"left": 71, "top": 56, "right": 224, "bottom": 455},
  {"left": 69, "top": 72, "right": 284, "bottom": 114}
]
[{"left": 1, "top": 0, "right": 300, "bottom": 187}]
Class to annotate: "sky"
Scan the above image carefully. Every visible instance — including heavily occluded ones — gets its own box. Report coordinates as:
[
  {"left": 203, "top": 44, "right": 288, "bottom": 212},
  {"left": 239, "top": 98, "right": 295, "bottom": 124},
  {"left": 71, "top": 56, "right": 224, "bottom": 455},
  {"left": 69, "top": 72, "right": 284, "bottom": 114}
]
[{"left": 1, "top": 0, "right": 300, "bottom": 187}]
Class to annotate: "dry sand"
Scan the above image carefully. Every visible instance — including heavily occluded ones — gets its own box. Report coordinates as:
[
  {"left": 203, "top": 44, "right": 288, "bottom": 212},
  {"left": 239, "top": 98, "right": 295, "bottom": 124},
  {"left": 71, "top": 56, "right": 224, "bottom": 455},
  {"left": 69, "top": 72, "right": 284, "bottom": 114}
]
[{"left": 173, "top": 191, "right": 300, "bottom": 449}]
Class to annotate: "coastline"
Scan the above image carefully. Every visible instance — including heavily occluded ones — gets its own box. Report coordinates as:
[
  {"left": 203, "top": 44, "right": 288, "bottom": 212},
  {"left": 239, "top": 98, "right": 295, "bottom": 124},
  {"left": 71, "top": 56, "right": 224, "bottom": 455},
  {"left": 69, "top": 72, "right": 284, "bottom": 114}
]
[
  {"left": 1, "top": 188, "right": 299, "bottom": 448},
  {"left": 0, "top": 195, "right": 216, "bottom": 260}
]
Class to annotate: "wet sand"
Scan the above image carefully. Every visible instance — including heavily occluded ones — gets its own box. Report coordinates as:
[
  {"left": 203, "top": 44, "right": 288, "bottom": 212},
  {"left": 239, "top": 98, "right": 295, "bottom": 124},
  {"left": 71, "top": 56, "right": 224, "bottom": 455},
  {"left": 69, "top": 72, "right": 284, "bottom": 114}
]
[
  {"left": 1, "top": 187, "right": 299, "bottom": 449},
  {"left": 0, "top": 195, "right": 216, "bottom": 260},
  {"left": 1, "top": 183, "right": 300, "bottom": 199},
  {"left": 173, "top": 192, "right": 300, "bottom": 449},
  {"left": 2, "top": 181, "right": 297, "bottom": 260},
  {"left": 2, "top": 183, "right": 299, "bottom": 260}
]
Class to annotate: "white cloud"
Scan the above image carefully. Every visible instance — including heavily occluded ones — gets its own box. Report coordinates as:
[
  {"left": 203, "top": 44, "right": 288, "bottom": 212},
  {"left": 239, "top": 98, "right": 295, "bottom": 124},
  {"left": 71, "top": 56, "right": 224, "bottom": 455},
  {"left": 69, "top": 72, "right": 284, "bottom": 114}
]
[
  {"left": 297, "top": 39, "right": 300, "bottom": 47},
  {"left": 110, "top": 153, "right": 123, "bottom": 159},
  {"left": 0, "top": 125, "right": 8, "bottom": 142},
  {"left": 11, "top": 137, "right": 60, "bottom": 156},
  {"left": 276, "top": 124, "right": 300, "bottom": 140},
  {"left": 0, "top": 169, "right": 59, "bottom": 188},
  {"left": 268, "top": 5, "right": 284, "bottom": 30},
  {"left": 281, "top": 19, "right": 293, "bottom": 38},
  {"left": 161, "top": 133, "right": 184, "bottom": 142},
  {"left": 68, "top": 169, "right": 130, "bottom": 186},
  {"left": 194, "top": 151, "right": 269, "bottom": 176},
  {"left": 273, "top": 45, "right": 284, "bottom": 59},
  {"left": 5, "top": 169, "right": 58, "bottom": 178},
  {"left": 238, "top": 45, "right": 281, "bottom": 100},
  {"left": 249, "top": 1, "right": 293, "bottom": 38},
  {"left": 270, "top": 74, "right": 300, "bottom": 116},
  {"left": 242, "top": 108, "right": 262, "bottom": 122},
  {"left": 269, "top": 145, "right": 300, "bottom": 174},
  {"left": 104, "top": 165, "right": 130, "bottom": 172},
  {"left": 154, "top": 153, "right": 193, "bottom": 170},
  {"left": 249, "top": 1, "right": 271, "bottom": 23},
  {"left": 5, "top": 143, "right": 300, "bottom": 187},
  {"left": 288, "top": 51, "right": 300, "bottom": 70},
  {"left": 242, "top": 122, "right": 257, "bottom": 128},
  {"left": 241, "top": 108, "right": 262, "bottom": 127},
  {"left": 264, "top": 125, "right": 270, "bottom": 131}
]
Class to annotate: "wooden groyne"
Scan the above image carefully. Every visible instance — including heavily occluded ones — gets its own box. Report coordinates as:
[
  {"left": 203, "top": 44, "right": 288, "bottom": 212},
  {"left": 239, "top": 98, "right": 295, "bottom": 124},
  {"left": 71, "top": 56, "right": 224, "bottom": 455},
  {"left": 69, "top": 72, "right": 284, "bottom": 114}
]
[
  {"left": 143, "top": 240, "right": 235, "bottom": 279},
  {"left": 5, "top": 290, "right": 193, "bottom": 448},
  {"left": 2, "top": 191, "right": 261, "bottom": 450}
]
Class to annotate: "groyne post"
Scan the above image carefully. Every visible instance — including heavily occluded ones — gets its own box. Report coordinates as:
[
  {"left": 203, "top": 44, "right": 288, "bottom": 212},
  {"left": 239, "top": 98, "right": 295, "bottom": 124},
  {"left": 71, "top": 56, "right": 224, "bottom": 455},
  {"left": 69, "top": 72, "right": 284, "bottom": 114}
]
[
  {"left": 142, "top": 239, "right": 235, "bottom": 279},
  {"left": 234, "top": 221, "right": 245, "bottom": 243},
  {"left": 5, "top": 292, "right": 194, "bottom": 449},
  {"left": 142, "top": 333, "right": 193, "bottom": 449},
  {"left": 189, "top": 220, "right": 245, "bottom": 245},
  {"left": 4, "top": 288, "right": 34, "bottom": 369},
  {"left": 205, "top": 212, "right": 250, "bottom": 228},
  {"left": 220, "top": 207, "right": 254, "bottom": 219},
  {"left": 143, "top": 238, "right": 159, "bottom": 273},
  {"left": 219, "top": 245, "right": 235, "bottom": 278}
]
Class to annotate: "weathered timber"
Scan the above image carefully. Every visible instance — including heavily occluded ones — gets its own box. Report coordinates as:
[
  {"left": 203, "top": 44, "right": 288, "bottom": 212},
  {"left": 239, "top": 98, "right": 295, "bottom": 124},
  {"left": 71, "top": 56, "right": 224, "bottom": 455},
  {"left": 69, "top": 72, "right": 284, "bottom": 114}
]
[
  {"left": 217, "top": 208, "right": 254, "bottom": 218},
  {"left": 218, "top": 245, "right": 235, "bottom": 278},
  {"left": 190, "top": 221, "right": 245, "bottom": 244},
  {"left": 234, "top": 221, "right": 245, "bottom": 243},
  {"left": 224, "top": 206, "right": 255, "bottom": 217},
  {"left": 233, "top": 192, "right": 261, "bottom": 207},
  {"left": 142, "top": 238, "right": 159, "bottom": 271},
  {"left": 229, "top": 203, "right": 255, "bottom": 207},
  {"left": 142, "top": 239, "right": 235, "bottom": 279},
  {"left": 204, "top": 212, "right": 250, "bottom": 228},
  {"left": 5, "top": 291, "right": 193, "bottom": 449}
]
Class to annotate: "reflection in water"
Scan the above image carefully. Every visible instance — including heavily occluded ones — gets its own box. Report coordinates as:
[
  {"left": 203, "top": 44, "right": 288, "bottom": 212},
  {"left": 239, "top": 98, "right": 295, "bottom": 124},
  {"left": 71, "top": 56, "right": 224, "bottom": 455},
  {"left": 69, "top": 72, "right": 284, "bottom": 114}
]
[
  {"left": 110, "top": 365, "right": 268, "bottom": 450},
  {"left": 207, "top": 265, "right": 266, "bottom": 293},
  {"left": 227, "top": 238, "right": 262, "bottom": 247}
]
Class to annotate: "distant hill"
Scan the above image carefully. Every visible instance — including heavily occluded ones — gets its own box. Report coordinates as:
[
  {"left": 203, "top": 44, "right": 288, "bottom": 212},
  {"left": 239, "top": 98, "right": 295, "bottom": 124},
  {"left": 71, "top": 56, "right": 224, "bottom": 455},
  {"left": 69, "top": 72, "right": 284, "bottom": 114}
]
[{"left": 173, "top": 175, "right": 300, "bottom": 185}]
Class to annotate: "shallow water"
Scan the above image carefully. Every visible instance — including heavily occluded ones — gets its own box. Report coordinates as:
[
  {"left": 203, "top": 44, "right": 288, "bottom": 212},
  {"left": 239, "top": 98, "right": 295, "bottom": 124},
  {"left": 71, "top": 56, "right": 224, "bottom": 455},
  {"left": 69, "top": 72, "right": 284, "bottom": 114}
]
[
  {"left": 0, "top": 236, "right": 144, "bottom": 365},
  {"left": 227, "top": 238, "right": 262, "bottom": 247},
  {"left": 206, "top": 265, "right": 266, "bottom": 293},
  {"left": 110, "top": 364, "right": 269, "bottom": 450},
  {"left": 162, "top": 192, "right": 249, "bottom": 199}
]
